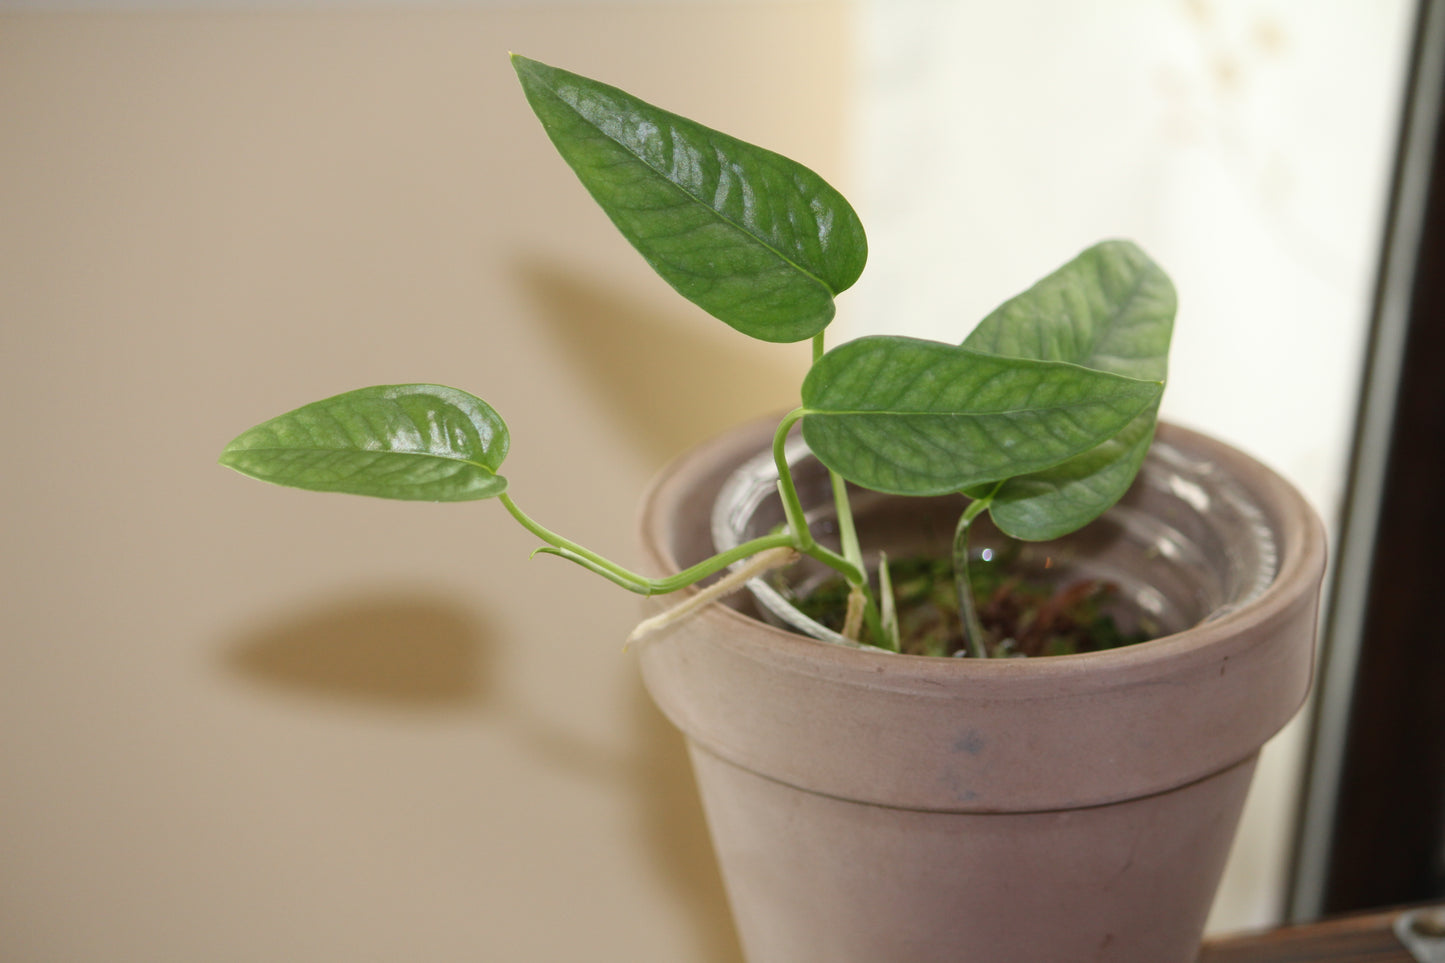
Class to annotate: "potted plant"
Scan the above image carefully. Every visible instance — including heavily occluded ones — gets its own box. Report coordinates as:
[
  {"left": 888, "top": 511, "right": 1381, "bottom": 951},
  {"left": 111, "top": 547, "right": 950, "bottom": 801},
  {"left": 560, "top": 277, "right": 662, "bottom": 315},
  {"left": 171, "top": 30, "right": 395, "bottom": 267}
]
[{"left": 220, "top": 55, "right": 1327, "bottom": 963}]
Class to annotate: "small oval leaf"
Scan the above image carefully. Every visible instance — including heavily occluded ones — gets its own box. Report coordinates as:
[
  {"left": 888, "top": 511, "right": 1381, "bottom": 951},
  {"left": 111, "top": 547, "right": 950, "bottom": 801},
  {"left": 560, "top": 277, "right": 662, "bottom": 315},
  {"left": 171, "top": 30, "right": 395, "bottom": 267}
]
[
  {"left": 800, "top": 336, "right": 1163, "bottom": 495},
  {"left": 219, "top": 384, "right": 509, "bottom": 501},
  {"left": 962, "top": 241, "right": 1176, "bottom": 538},
  {"left": 512, "top": 54, "right": 866, "bottom": 344}
]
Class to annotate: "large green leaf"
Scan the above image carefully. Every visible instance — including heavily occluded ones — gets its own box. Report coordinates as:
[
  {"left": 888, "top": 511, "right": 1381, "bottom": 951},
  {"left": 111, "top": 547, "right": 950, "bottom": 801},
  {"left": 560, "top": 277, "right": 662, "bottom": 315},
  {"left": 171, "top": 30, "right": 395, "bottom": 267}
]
[
  {"left": 961, "top": 241, "right": 1175, "bottom": 539},
  {"left": 800, "top": 336, "right": 1163, "bottom": 496},
  {"left": 512, "top": 55, "right": 866, "bottom": 344},
  {"left": 219, "top": 384, "right": 509, "bottom": 501}
]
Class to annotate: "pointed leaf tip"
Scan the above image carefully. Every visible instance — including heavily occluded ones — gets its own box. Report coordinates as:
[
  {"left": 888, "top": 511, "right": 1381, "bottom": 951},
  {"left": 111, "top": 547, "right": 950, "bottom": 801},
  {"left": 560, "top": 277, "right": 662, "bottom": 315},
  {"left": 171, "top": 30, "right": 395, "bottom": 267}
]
[
  {"left": 961, "top": 240, "right": 1177, "bottom": 538},
  {"left": 513, "top": 55, "right": 866, "bottom": 343}
]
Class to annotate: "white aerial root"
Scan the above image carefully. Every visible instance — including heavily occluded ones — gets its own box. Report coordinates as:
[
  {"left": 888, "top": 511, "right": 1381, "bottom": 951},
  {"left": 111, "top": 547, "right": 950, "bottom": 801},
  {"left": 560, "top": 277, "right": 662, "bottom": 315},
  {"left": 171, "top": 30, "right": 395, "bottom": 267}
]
[
  {"left": 626, "top": 547, "right": 800, "bottom": 646},
  {"left": 841, "top": 583, "right": 865, "bottom": 641}
]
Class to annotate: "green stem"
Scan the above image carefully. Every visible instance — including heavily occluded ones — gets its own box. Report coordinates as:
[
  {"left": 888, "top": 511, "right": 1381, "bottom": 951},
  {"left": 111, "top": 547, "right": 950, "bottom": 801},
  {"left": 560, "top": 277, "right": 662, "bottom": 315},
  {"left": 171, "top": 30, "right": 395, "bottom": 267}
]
[
  {"left": 809, "top": 332, "right": 884, "bottom": 644},
  {"left": 501, "top": 413, "right": 887, "bottom": 647},
  {"left": 829, "top": 471, "right": 863, "bottom": 588},
  {"left": 772, "top": 408, "right": 814, "bottom": 552},
  {"left": 808, "top": 538, "right": 885, "bottom": 645},
  {"left": 500, "top": 492, "right": 641, "bottom": 585},
  {"left": 649, "top": 533, "right": 798, "bottom": 594},
  {"left": 771, "top": 406, "right": 886, "bottom": 644},
  {"left": 814, "top": 324, "right": 861, "bottom": 566},
  {"left": 797, "top": 542, "right": 864, "bottom": 592},
  {"left": 499, "top": 492, "right": 794, "bottom": 596},
  {"left": 953, "top": 492, "right": 997, "bottom": 659}
]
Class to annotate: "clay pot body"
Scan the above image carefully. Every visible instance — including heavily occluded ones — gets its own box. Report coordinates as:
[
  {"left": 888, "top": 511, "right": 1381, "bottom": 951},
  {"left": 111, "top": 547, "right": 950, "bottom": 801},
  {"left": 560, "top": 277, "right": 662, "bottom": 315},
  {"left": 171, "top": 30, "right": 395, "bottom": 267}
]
[{"left": 637, "top": 419, "right": 1326, "bottom": 963}]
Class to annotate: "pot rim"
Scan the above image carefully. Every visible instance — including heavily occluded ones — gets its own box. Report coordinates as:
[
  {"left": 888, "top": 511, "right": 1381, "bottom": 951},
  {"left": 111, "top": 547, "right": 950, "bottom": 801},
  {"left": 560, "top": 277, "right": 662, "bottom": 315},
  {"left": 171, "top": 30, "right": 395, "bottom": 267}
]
[{"left": 639, "top": 417, "right": 1326, "bottom": 694}]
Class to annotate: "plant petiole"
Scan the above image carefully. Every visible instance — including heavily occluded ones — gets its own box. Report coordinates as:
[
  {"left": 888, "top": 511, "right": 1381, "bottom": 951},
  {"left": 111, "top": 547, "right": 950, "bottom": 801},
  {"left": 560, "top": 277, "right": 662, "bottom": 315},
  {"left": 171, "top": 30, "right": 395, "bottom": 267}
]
[
  {"left": 772, "top": 408, "right": 815, "bottom": 552},
  {"left": 813, "top": 334, "right": 864, "bottom": 575},
  {"left": 953, "top": 486, "right": 1002, "bottom": 658},
  {"left": 500, "top": 422, "right": 890, "bottom": 640},
  {"left": 501, "top": 492, "right": 802, "bottom": 597},
  {"left": 771, "top": 407, "right": 887, "bottom": 643}
]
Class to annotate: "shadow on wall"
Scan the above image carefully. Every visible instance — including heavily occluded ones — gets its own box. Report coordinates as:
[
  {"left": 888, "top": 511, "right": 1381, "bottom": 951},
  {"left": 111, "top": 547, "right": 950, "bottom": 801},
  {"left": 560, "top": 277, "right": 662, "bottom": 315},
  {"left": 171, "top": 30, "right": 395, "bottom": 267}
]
[
  {"left": 227, "top": 593, "right": 490, "bottom": 707},
  {"left": 515, "top": 257, "right": 807, "bottom": 465},
  {"left": 224, "top": 591, "right": 743, "bottom": 963}
]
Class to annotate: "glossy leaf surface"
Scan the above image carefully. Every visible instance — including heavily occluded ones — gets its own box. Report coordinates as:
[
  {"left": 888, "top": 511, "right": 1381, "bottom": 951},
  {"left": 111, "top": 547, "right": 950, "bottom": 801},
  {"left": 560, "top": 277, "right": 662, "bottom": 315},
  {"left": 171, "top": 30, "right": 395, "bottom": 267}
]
[
  {"left": 800, "top": 336, "right": 1163, "bottom": 496},
  {"left": 220, "top": 384, "right": 509, "bottom": 501},
  {"left": 512, "top": 55, "right": 866, "bottom": 343},
  {"left": 962, "top": 241, "right": 1176, "bottom": 539}
]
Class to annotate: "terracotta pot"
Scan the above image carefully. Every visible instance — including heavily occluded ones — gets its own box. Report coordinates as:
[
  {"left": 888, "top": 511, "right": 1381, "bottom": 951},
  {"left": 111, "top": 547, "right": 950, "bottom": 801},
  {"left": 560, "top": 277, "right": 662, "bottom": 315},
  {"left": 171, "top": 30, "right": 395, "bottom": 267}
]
[{"left": 637, "top": 418, "right": 1327, "bottom": 963}]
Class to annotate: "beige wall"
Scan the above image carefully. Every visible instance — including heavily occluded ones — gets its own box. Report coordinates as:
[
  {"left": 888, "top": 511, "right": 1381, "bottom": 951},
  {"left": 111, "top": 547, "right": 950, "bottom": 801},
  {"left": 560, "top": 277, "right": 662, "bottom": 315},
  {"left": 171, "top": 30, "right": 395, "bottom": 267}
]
[{"left": 0, "top": 7, "right": 849, "bottom": 960}]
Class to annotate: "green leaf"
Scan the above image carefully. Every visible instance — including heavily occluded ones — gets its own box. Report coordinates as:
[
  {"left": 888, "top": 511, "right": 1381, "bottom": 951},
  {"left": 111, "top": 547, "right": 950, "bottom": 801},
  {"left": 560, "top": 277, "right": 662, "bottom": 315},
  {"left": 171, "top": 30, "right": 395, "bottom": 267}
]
[
  {"left": 512, "top": 54, "right": 866, "bottom": 344},
  {"left": 963, "top": 240, "right": 1174, "bottom": 380},
  {"left": 800, "top": 336, "right": 1163, "bottom": 496},
  {"left": 961, "top": 241, "right": 1175, "bottom": 539},
  {"left": 219, "top": 384, "right": 509, "bottom": 501},
  {"left": 979, "top": 411, "right": 1158, "bottom": 539}
]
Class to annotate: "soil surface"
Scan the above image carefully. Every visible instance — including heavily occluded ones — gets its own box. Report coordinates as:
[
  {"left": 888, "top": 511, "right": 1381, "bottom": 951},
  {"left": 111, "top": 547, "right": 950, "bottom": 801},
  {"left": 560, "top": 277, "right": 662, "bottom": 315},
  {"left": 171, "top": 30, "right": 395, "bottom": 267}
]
[{"left": 784, "top": 548, "right": 1157, "bottom": 658}]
